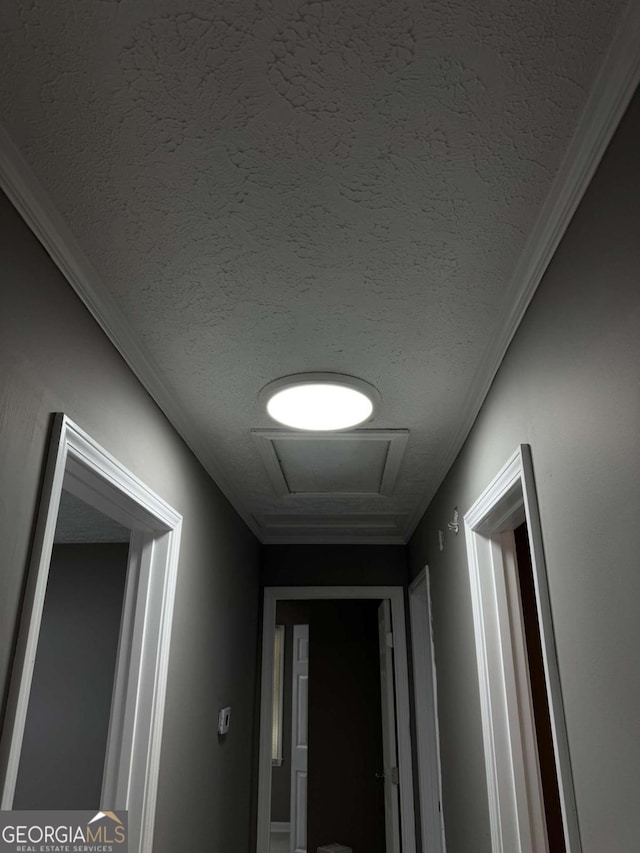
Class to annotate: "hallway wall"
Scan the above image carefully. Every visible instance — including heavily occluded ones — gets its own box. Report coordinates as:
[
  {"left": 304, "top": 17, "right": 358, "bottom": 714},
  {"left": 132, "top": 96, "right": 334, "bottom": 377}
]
[
  {"left": 0, "top": 191, "right": 261, "bottom": 852},
  {"left": 409, "top": 90, "right": 640, "bottom": 852},
  {"left": 261, "top": 543, "right": 408, "bottom": 588}
]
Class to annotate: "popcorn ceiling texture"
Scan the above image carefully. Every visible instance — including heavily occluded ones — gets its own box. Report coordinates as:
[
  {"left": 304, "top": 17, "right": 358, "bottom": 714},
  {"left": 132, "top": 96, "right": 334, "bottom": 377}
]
[{"left": 0, "top": 0, "right": 625, "bottom": 538}]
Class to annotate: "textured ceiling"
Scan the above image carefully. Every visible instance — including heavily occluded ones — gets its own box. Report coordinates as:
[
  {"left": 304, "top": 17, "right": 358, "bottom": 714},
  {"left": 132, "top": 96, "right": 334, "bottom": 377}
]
[
  {"left": 0, "top": 0, "right": 630, "bottom": 542},
  {"left": 55, "top": 491, "right": 130, "bottom": 544}
]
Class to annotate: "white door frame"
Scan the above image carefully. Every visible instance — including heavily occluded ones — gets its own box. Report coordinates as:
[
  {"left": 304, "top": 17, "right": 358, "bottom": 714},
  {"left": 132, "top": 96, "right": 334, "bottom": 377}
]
[
  {"left": 463, "top": 444, "right": 580, "bottom": 853},
  {"left": 409, "top": 568, "right": 445, "bottom": 853},
  {"left": 257, "top": 586, "right": 417, "bottom": 853},
  {"left": 0, "top": 414, "right": 183, "bottom": 853}
]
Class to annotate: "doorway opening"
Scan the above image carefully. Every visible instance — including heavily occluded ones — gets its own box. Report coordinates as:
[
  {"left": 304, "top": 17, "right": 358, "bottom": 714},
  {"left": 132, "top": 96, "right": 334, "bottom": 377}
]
[
  {"left": 257, "top": 586, "right": 416, "bottom": 853},
  {"left": 13, "top": 490, "right": 131, "bottom": 810},
  {"left": 0, "top": 414, "right": 182, "bottom": 853},
  {"left": 269, "top": 600, "right": 386, "bottom": 853},
  {"left": 513, "top": 522, "right": 565, "bottom": 851},
  {"left": 463, "top": 445, "right": 580, "bottom": 853}
]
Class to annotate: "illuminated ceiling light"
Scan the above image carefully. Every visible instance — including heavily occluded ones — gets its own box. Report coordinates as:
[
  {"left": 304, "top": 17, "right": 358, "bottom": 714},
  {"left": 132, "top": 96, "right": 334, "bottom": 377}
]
[{"left": 260, "top": 373, "right": 380, "bottom": 431}]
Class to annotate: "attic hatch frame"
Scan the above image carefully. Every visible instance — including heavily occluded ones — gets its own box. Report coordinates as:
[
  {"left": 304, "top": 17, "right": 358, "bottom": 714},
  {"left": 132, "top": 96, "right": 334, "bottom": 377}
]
[
  {"left": 0, "top": 414, "right": 182, "bottom": 853},
  {"left": 256, "top": 585, "right": 417, "bottom": 853}
]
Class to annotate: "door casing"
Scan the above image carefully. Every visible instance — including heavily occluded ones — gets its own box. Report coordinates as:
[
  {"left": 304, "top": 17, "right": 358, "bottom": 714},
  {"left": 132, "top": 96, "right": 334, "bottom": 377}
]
[
  {"left": 463, "top": 444, "right": 580, "bottom": 853},
  {"left": 0, "top": 414, "right": 182, "bottom": 853}
]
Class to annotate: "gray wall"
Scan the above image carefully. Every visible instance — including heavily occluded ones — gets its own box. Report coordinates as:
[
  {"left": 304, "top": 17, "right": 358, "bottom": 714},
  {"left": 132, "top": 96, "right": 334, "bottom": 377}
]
[
  {"left": 14, "top": 543, "right": 129, "bottom": 809},
  {"left": 261, "top": 544, "right": 408, "bottom": 587},
  {"left": 0, "top": 191, "right": 261, "bottom": 851},
  {"left": 408, "top": 90, "right": 640, "bottom": 852}
]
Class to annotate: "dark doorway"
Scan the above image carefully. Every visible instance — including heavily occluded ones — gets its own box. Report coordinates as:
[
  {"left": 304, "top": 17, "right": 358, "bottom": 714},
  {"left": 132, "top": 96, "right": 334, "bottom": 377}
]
[
  {"left": 514, "top": 522, "right": 566, "bottom": 852},
  {"left": 269, "top": 599, "right": 386, "bottom": 853}
]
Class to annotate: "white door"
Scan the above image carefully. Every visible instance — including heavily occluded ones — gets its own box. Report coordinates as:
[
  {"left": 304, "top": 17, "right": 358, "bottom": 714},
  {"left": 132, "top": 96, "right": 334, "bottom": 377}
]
[
  {"left": 379, "top": 600, "right": 401, "bottom": 853},
  {"left": 290, "top": 625, "right": 309, "bottom": 853}
]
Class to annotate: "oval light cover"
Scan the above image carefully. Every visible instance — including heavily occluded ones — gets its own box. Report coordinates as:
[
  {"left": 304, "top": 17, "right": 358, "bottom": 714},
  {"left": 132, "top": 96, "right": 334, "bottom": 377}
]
[{"left": 263, "top": 375, "right": 378, "bottom": 431}]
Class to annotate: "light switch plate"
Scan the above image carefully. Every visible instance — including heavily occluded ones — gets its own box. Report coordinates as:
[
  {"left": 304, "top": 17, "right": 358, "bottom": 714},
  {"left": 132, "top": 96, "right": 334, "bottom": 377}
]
[{"left": 217, "top": 706, "right": 231, "bottom": 735}]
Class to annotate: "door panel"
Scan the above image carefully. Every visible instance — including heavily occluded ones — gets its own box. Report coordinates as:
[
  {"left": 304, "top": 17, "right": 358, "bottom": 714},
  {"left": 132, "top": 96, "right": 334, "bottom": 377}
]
[
  {"left": 290, "top": 625, "right": 309, "bottom": 853},
  {"left": 378, "top": 601, "right": 401, "bottom": 853}
]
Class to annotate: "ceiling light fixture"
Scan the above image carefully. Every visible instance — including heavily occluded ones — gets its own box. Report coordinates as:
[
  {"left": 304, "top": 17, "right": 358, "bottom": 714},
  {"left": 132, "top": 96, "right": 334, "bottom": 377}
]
[{"left": 260, "top": 373, "right": 380, "bottom": 431}]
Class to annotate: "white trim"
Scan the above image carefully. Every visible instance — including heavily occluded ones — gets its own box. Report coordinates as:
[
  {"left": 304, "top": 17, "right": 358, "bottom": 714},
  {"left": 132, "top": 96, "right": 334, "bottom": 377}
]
[
  {"left": 409, "top": 568, "right": 445, "bottom": 853},
  {"left": 271, "top": 624, "right": 286, "bottom": 764},
  {"left": 256, "top": 512, "right": 407, "bottom": 546},
  {"left": 270, "top": 822, "right": 291, "bottom": 834},
  {"left": 257, "top": 586, "right": 416, "bottom": 853},
  {"left": 251, "top": 429, "right": 409, "bottom": 499},
  {"left": 0, "top": 414, "right": 183, "bottom": 853},
  {"left": 463, "top": 445, "right": 581, "bottom": 853},
  {"left": 405, "top": 0, "right": 640, "bottom": 541},
  {"left": 259, "top": 532, "right": 406, "bottom": 546}
]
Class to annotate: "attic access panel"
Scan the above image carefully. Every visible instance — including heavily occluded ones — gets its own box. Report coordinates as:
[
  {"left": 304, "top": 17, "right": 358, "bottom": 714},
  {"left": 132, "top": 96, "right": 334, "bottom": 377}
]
[{"left": 251, "top": 430, "right": 409, "bottom": 497}]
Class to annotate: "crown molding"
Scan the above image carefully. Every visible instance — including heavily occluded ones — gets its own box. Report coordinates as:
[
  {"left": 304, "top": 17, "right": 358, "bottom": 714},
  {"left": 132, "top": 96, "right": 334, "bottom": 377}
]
[
  {"left": 260, "top": 532, "right": 407, "bottom": 545},
  {"left": 0, "top": 126, "right": 261, "bottom": 541},
  {"left": 405, "top": 0, "right": 640, "bottom": 541},
  {"left": 254, "top": 511, "right": 408, "bottom": 544}
]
